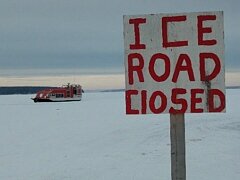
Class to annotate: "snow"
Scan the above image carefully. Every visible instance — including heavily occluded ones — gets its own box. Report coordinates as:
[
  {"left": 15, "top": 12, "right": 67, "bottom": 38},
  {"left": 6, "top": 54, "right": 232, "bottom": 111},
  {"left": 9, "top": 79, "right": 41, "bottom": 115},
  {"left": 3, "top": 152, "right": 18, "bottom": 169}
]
[{"left": 0, "top": 89, "right": 239, "bottom": 180}]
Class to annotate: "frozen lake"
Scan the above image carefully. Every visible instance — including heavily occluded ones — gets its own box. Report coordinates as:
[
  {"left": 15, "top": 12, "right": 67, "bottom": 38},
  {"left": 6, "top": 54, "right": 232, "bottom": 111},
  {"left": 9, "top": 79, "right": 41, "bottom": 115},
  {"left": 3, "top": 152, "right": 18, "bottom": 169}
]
[{"left": 0, "top": 89, "right": 239, "bottom": 180}]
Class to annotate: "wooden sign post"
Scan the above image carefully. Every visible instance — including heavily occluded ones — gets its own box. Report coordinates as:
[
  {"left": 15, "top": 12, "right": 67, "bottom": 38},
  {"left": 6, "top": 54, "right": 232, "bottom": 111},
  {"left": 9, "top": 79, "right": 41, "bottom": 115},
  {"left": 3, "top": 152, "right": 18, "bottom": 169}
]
[
  {"left": 170, "top": 113, "right": 185, "bottom": 180},
  {"left": 123, "top": 11, "right": 225, "bottom": 180}
]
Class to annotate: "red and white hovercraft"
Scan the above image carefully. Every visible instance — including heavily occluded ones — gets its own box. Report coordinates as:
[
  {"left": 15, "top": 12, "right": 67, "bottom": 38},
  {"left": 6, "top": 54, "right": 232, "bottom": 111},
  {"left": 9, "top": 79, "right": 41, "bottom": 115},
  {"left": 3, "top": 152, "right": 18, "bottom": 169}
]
[{"left": 32, "top": 83, "right": 83, "bottom": 102}]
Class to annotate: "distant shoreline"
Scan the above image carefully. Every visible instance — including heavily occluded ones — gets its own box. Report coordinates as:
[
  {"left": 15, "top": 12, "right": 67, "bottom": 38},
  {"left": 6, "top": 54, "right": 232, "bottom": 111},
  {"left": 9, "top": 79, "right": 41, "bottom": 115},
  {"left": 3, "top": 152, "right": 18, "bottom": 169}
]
[{"left": 0, "top": 86, "right": 238, "bottom": 95}]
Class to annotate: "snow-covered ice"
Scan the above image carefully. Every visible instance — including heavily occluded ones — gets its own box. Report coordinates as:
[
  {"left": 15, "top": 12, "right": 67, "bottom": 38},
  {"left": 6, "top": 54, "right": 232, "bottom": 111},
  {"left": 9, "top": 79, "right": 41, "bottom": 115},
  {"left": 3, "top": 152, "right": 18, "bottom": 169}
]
[{"left": 0, "top": 89, "right": 239, "bottom": 180}]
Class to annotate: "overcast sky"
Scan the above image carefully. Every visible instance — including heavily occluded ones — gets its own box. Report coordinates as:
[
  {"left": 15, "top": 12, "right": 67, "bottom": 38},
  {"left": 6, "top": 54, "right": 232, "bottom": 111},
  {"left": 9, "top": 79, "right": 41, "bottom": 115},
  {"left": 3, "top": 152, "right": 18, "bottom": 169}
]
[{"left": 0, "top": 0, "right": 239, "bottom": 75}]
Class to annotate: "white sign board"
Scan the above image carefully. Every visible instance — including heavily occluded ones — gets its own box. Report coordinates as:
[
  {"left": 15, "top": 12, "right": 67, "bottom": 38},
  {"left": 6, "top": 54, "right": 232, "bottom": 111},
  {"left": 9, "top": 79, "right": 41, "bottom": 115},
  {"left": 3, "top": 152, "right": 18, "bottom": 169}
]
[{"left": 124, "top": 11, "right": 225, "bottom": 114}]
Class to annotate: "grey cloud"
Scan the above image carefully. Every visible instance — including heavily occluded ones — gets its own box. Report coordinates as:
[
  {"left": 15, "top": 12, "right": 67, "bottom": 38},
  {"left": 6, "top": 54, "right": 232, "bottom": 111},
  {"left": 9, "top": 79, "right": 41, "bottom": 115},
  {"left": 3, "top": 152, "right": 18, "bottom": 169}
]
[{"left": 0, "top": 0, "right": 239, "bottom": 72}]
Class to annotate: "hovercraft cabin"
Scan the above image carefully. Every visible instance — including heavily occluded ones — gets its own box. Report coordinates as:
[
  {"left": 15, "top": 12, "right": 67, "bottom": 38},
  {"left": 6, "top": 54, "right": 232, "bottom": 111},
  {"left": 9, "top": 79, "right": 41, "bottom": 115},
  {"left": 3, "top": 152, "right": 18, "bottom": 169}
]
[{"left": 32, "top": 84, "right": 83, "bottom": 102}]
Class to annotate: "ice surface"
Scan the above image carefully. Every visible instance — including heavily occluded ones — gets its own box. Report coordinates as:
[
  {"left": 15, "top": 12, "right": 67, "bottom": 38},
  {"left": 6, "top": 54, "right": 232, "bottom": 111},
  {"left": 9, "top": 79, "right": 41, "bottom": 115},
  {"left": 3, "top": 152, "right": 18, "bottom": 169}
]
[{"left": 0, "top": 89, "right": 239, "bottom": 180}]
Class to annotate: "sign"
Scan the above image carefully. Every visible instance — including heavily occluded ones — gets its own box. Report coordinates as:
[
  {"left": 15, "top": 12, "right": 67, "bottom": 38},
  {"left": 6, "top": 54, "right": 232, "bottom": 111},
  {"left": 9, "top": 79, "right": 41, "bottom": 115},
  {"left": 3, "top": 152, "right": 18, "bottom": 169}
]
[{"left": 124, "top": 11, "right": 225, "bottom": 114}]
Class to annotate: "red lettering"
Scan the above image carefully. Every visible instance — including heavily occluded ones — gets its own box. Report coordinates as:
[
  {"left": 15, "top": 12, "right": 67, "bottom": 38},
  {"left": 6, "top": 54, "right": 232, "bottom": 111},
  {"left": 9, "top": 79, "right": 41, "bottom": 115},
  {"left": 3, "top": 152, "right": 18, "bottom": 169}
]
[
  {"left": 191, "top": 89, "right": 204, "bottom": 113},
  {"left": 162, "top": 16, "right": 188, "bottom": 48},
  {"left": 169, "top": 88, "right": 187, "bottom": 113},
  {"left": 209, "top": 89, "right": 225, "bottom": 112},
  {"left": 198, "top": 15, "right": 217, "bottom": 46},
  {"left": 129, "top": 18, "right": 146, "bottom": 49},
  {"left": 172, "top": 54, "right": 195, "bottom": 82},
  {"left": 149, "top": 91, "right": 167, "bottom": 114},
  {"left": 149, "top": 53, "right": 170, "bottom": 82},
  {"left": 126, "top": 90, "right": 139, "bottom": 114},
  {"left": 200, "top": 53, "right": 221, "bottom": 81},
  {"left": 128, "top": 53, "right": 145, "bottom": 85},
  {"left": 141, "top": 90, "right": 147, "bottom": 114}
]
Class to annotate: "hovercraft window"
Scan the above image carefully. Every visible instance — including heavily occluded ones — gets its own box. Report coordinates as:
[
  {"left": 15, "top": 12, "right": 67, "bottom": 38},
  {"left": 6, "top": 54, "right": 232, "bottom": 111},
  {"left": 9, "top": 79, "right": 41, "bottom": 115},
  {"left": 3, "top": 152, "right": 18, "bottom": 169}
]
[
  {"left": 73, "top": 88, "right": 77, "bottom": 95},
  {"left": 56, "top": 94, "right": 64, "bottom": 98}
]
